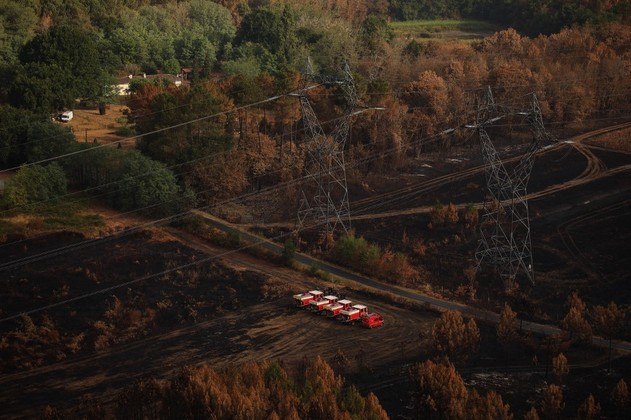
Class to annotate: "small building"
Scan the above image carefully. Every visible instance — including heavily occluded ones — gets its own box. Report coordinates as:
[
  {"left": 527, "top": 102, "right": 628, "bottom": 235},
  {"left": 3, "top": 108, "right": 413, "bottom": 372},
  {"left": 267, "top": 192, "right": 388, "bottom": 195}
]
[
  {"left": 116, "top": 75, "right": 133, "bottom": 96},
  {"left": 114, "top": 73, "right": 186, "bottom": 96},
  {"left": 145, "top": 73, "right": 183, "bottom": 87}
]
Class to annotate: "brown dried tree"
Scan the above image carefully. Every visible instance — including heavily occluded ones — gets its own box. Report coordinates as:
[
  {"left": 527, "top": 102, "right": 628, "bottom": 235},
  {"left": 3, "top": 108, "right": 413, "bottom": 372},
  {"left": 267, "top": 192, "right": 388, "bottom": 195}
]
[
  {"left": 577, "top": 394, "right": 601, "bottom": 420},
  {"left": 611, "top": 379, "right": 629, "bottom": 415},
  {"left": 497, "top": 303, "right": 519, "bottom": 348},
  {"left": 541, "top": 383, "right": 564, "bottom": 419},
  {"left": 591, "top": 302, "right": 625, "bottom": 366},
  {"left": 431, "top": 310, "right": 480, "bottom": 362},
  {"left": 552, "top": 353, "right": 569, "bottom": 384}
]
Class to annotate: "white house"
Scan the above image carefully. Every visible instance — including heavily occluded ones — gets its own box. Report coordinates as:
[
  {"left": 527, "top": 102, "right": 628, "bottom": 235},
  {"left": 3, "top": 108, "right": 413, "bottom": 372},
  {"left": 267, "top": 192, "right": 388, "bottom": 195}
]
[{"left": 115, "top": 73, "right": 186, "bottom": 96}]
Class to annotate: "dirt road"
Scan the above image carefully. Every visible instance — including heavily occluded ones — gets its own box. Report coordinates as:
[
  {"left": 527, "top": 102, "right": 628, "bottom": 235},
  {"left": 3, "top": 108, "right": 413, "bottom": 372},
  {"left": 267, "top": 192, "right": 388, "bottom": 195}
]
[
  {"left": 192, "top": 210, "right": 631, "bottom": 355},
  {"left": 349, "top": 122, "right": 631, "bottom": 220}
]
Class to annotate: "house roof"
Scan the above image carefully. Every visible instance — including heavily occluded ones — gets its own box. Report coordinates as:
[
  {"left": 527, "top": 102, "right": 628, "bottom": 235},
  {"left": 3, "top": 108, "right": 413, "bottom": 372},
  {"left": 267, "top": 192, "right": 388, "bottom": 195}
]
[
  {"left": 146, "top": 73, "right": 182, "bottom": 83},
  {"left": 116, "top": 74, "right": 184, "bottom": 86}
]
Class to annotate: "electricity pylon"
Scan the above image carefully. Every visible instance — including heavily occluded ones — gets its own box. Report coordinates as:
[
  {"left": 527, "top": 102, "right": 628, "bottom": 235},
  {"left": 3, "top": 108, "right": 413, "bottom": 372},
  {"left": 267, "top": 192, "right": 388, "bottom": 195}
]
[
  {"left": 294, "top": 61, "right": 358, "bottom": 238},
  {"left": 474, "top": 87, "right": 554, "bottom": 288}
]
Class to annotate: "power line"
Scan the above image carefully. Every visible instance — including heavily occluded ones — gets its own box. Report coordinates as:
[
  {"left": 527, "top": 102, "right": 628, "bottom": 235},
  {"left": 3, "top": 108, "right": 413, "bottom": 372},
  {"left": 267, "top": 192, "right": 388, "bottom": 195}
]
[
  {"left": 2, "top": 100, "right": 629, "bottom": 270},
  {"left": 1, "top": 113, "right": 629, "bottom": 319},
  {"left": 0, "top": 85, "right": 322, "bottom": 174},
  {"left": 0, "top": 107, "right": 468, "bottom": 272},
  {"left": 2, "top": 73, "right": 628, "bottom": 159},
  {"left": 0, "top": 218, "right": 319, "bottom": 324}
]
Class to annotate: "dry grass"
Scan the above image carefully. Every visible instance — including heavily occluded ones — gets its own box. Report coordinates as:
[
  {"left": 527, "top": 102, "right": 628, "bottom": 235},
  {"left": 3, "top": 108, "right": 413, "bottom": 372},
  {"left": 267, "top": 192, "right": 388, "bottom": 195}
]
[
  {"left": 66, "top": 104, "right": 136, "bottom": 149},
  {"left": 588, "top": 127, "right": 631, "bottom": 152}
]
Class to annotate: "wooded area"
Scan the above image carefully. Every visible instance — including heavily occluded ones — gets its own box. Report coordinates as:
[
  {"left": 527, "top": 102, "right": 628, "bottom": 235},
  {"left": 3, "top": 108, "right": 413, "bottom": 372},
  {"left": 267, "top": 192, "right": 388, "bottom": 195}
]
[{"left": 1, "top": 2, "right": 630, "bottom": 418}]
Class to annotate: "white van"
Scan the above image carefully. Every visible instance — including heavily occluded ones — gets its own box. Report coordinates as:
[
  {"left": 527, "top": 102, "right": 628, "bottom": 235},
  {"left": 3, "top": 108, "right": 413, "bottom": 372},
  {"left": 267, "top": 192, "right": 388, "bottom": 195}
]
[{"left": 60, "top": 111, "right": 74, "bottom": 122}]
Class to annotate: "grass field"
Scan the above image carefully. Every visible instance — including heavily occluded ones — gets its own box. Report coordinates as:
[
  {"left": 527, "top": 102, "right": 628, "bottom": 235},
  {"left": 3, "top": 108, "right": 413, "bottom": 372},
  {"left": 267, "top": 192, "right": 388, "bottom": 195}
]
[
  {"left": 0, "top": 200, "right": 105, "bottom": 238},
  {"left": 67, "top": 103, "right": 136, "bottom": 148},
  {"left": 390, "top": 19, "right": 500, "bottom": 41}
]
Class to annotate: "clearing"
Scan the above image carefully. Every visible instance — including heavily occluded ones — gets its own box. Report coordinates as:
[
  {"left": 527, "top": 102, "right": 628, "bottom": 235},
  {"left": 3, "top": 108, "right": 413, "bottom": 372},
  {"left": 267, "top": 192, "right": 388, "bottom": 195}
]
[
  {"left": 64, "top": 104, "right": 135, "bottom": 148},
  {"left": 390, "top": 19, "right": 500, "bottom": 42}
]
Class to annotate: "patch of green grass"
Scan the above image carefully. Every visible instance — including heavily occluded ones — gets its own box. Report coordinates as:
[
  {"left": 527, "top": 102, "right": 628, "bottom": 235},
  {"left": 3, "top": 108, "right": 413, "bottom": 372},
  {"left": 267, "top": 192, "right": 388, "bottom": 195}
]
[
  {"left": 390, "top": 19, "right": 499, "bottom": 42},
  {"left": 42, "top": 213, "right": 104, "bottom": 231},
  {"left": 390, "top": 19, "right": 498, "bottom": 32},
  {"left": 0, "top": 199, "right": 104, "bottom": 236}
]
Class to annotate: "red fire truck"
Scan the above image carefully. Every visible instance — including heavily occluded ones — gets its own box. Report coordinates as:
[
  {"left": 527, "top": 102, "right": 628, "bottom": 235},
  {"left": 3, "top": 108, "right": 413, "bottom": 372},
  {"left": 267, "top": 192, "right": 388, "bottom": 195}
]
[
  {"left": 293, "top": 291, "right": 315, "bottom": 307},
  {"left": 324, "top": 299, "right": 352, "bottom": 318},
  {"left": 310, "top": 295, "right": 337, "bottom": 312},
  {"left": 339, "top": 304, "right": 368, "bottom": 323},
  {"left": 361, "top": 313, "right": 384, "bottom": 329}
]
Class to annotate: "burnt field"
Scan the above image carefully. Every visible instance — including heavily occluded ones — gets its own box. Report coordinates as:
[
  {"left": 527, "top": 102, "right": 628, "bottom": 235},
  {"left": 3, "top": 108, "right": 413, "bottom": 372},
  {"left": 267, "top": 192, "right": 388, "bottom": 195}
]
[
  {"left": 0, "top": 229, "right": 439, "bottom": 417},
  {"left": 0, "top": 230, "right": 285, "bottom": 374},
  {"left": 347, "top": 140, "right": 631, "bottom": 326},
  {"left": 0, "top": 221, "right": 623, "bottom": 419}
]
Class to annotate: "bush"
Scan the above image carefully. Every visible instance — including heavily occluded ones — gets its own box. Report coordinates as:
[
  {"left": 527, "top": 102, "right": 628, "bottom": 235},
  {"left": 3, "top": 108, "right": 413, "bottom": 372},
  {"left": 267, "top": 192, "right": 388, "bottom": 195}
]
[
  {"left": 0, "top": 105, "right": 76, "bottom": 169},
  {"left": 281, "top": 239, "right": 296, "bottom": 265},
  {"left": 331, "top": 233, "right": 419, "bottom": 285},
  {"left": 332, "top": 233, "right": 380, "bottom": 269},
  {"left": 3, "top": 163, "right": 67, "bottom": 208},
  {"left": 115, "top": 125, "right": 135, "bottom": 137},
  {"left": 64, "top": 147, "right": 195, "bottom": 216}
]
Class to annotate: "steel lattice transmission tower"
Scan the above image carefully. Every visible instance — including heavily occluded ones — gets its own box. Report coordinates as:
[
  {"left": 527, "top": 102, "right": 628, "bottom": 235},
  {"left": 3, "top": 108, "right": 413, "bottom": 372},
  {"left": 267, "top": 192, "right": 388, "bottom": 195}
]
[
  {"left": 294, "top": 61, "right": 359, "bottom": 237},
  {"left": 474, "top": 87, "right": 554, "bottom": 288}
]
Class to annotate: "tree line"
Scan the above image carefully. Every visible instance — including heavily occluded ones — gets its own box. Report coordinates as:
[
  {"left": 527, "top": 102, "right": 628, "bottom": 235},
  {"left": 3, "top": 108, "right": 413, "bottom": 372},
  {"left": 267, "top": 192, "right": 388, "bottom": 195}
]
[
  {"left": 1, "top": 2, "right": 630, "bottom": 232},
  {"left": 43, "top": 357, "right": 390, "bottom": 419},
  {"left": 388, "top": 0, "right": 630, "bottom": 34}
]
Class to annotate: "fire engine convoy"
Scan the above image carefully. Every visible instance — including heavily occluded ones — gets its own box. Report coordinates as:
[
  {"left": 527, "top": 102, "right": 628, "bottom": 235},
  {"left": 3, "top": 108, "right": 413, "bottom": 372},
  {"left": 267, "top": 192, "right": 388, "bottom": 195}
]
[{"left": 292, "top": 290, "right": 384, "bottom": 329}]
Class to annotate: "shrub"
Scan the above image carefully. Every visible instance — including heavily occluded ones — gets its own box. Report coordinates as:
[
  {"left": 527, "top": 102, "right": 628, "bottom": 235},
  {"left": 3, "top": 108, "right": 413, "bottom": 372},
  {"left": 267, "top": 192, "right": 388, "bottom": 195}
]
[
  {"left": 281, "top": 239, "right": 296, "bottom": 265},
  {"left": 3, "top": 163, "right": 67, "bottom": 207},
  {"left": 331, "top": 233, "right": 419, "bottom": 285}
]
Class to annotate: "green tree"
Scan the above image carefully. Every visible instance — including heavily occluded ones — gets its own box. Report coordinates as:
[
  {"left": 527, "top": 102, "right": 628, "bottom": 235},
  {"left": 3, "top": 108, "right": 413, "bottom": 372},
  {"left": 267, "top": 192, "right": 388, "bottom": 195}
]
[
  {"left": 281, "top": 239, "right": 296, "bottom": 265},
  {"left": 236, "top": 6, "right": 298, "bottom": 66},
  {"left": 9, "top": 62, "right": 75, "bottom": 113},
  {"left": 14, "top": 25, "right": 112, "bottom": 110},
  {"left": 188, "top": 0, "right": 236, "bottom": 50},
  {"left": 359, "top": 15, "right": 393, "bottom": 53},
  {"left": 0, "top": 105, "right": 76, "bottom": 168},
  {"left": 63, "top": 146, "right": 194, "bottom": 216},
  {"left": 110, "top": 150, "right": 193, "bottom": 215},
  {"left": 0, "top": 1, "right": 38, "bottom": 66},
  {"left": 3, "top": 163, "right": 67, "bottom": 207}
]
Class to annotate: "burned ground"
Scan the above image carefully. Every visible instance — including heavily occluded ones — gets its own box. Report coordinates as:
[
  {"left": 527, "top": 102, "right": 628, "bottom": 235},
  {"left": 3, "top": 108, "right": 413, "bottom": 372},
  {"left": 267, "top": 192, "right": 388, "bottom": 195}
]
[
  {"left": 340, "top": 133, "right": 631, "bottom": 330},
  {"left": 0, "top": 229, "right": 438, "bottom": 417},
  {"left": 0, "top": 230, "right": 284, "bottom": 374}
]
